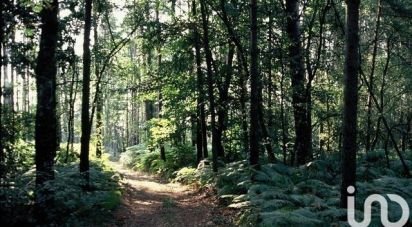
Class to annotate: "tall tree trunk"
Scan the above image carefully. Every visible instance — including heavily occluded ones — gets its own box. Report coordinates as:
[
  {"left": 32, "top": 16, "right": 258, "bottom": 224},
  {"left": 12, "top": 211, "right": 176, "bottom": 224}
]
[
  {"left": 10, "top": 32, "right": 15, "bottom": 114},
  {"left": 34, "top": 0, "right": 59, "bottom": 222},
  {"left": 372, "top": 37, "right": 390, "bottom": 151},
  {"left": 66, "top": 61, "right": 78, "bottom": 163},
  {"left": 365, "top": 0, "right": 382, "bottom": 153},
  {"left": 216, "top": 43, "right": 235, "bottom": 160},
  {"left": 80, "top": 0, "right": 92, "bottom": 183},
  {"left": 249, "top": 0, "right": 261, "bottom": 167},
  {"left": 0, "top": 3, "right": 3, "bottom": 175},
  {"left": 265, "top": 5, "right": 276, "bottom": 163},
  {"left": 340, "top": 0, "right": 360, "bottom": 209},
  {"left": 286, "top": 0, "right": 311, "bottom": 165},
  {"left": 94, "top": 13, "right": 103, "bottom": 159},
  {"left": 280, "top": 49, "right": 289, "bottom": 164},
  {"left": 192, "top": 0, "right": 208, "bottom": 163},
  {"left": 200, "top": 0, "right": 218, "bottom": 172},
  {"left": 406, "top": 114, "right": 412, "bottom": 151},
  {"left": 156, "top": 1, "right": 166, "bottom": 162},
  {"left": 238, "top": 50, "right": 249, "bottom": 154},
  {"left": 95, "top": 95, "right": 103, "bottom": 158}
]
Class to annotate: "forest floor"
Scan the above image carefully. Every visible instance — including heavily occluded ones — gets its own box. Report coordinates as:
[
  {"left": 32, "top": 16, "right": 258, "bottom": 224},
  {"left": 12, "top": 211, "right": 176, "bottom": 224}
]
[{"left": 109, "top": 162, "right": 235, "bottom": 227}]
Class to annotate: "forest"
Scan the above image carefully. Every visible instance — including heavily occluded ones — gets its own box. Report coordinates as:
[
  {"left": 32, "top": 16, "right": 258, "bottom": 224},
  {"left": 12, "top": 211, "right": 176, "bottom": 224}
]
[{"left": 0, "top": 0, "right": 411, "bottom": 226}]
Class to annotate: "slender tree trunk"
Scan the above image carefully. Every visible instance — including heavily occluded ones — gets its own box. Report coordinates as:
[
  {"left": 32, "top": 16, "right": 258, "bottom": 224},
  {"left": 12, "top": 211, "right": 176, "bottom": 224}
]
[
  {"left": 281, "top": 77, "right": 288, "bottom": 164},
  {"left": 266, "top": 7, "right": 276, "bottom": 163},
  {"left": 280, "top": 50, "right": 288, "bottom": 164},
  {"left": 340, "top": 0, "right": 360, "bottom": 208},
  {"left": 286, "top": 0, "right": 311, "bottom": 165},
  {"left": 193, "top": 0, "right": 208, "bottom": 162},
  {"left": 158, "top": 90, "right": 166, "bottom": 161},
  {"left": 0, "top": 4, "right": 3, "bottom": 175},
  {"left": 156, "top": 2, "right": 166, "bottom": 162},
  {"left": 366, "top": 0, "right": 382, "bottom": 153},
  {"left": 34, "top": 0, "right": 59, "bottom": 222},
  {"left": 360, "top": 64, "right": 410, "bottom": 176},
  {"left": 200, "top": 0, "right": 218, "bottom": 172},
  {"left": 94, "top": 13, "right": 104, "bottom": 159},
  {"left": 80, "top": 0, "right": 92, "bottom": 183},
  {"left": 10, "top": 32, "right": 15, "bottom": 114},
  {"left": 95, "top": 95, "right": 103, "bottom": 158},
  {"left": 24, "top": 65, "right": 30, "bottom": 113},
  {"left": 66, "top": 62, "right": 78, "bottom": 163},
  {"left": 216, "top": 44, "right": 235, "bottom": 159},
  {"left": 372, "top": 37, "right": 390, "bottom": 150},
  {"left": 249, "top": 0, "right": 261, "bottom": 167},
  {"left": 238, "top": 50, "right": 249, "bottom": 154},
  {"left": 406, "top": 114, "right": 412, "bottom": 152}
]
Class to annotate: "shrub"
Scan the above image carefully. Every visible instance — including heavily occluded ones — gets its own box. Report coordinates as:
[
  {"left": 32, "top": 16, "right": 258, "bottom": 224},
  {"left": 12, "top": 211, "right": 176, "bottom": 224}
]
[
  {"left": 0, "top": 160, "right": 121, "bottom": 226},
  {"left": 214, "top": 157, "right": 412, "bottom": 227},
  {"left": 119, "top": 143, "right": 149, "bottom": 168},
  {"left": 173, "top": 167, "right": 197, "bottom": 185}
]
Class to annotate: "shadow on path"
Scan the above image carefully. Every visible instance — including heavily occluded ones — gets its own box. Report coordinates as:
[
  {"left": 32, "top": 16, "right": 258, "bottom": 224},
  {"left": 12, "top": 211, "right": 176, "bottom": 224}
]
[{"left": 110, "top": 162, "right": 234, "bottom": 227}]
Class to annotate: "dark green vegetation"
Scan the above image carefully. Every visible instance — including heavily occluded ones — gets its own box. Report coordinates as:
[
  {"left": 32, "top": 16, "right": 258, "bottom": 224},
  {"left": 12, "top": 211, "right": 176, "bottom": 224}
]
[
  {"left": 1, "top": 144, "right": 121, "bottom": 225},
  {"left": 1, "top": 0, "right": 411, "bottom": 226}
]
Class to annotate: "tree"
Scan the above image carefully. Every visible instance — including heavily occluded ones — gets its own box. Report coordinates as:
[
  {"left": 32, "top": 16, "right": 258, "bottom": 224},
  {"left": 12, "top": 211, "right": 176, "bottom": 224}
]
[
  {"left": 0, "top": 0, "right": 4, "bottom": 176},
  {"left": 286, "top": 0, "right": 312, "bottom": 165},
  {"left": 94, "top": 12, "right": 103, "bottom": 159},
  {"left": 192, "top": 0, "right": 208, "bottom": 163},
  {"left": 249, "top": 0, "right": 261, "bottom": 167},
  {"left": 34, "top": 0, "right": 59, "bottom": 222},
  {"left": 340, "top": 0, "right": 360, "bottom": 209},
  {"left": 200, "top": 0, "right": 218, "bottom": 172},
  {"left": 80, "top": 0, "right": 92, "bottom": 183}
]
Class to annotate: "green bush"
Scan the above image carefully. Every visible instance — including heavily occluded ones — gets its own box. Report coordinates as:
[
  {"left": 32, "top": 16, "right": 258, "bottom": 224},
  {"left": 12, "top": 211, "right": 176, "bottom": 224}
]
[{"left": 173, "top": 167, "right": 197, "bottom": 185}]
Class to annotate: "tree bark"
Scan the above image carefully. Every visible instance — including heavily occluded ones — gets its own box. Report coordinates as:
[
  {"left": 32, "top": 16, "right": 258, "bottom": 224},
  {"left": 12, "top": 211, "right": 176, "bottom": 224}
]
[
  {"left": 66, "top": 61, "right": 78, "bottom": 163},
  {"left": 286, "top": 0, "right": 311, "bottom": 165},
  {"left": 156, "top": 1, "right": 166, "bottom": 162},
  {"left": 193, "top": 0, "right": 208, "bottom": 162},
  {"left": 94, "top": 12, "right": 103, "bottom": 159},
  {"left": 200, "top": 0, "right": 218, "bottom": 172},
  {"left": 249, "top": 0, "right": 261, "bottom": 167},
  {"left": 265, "top": 6, "right": 276, "bottom": 163},
  {"left": 34, "top": 0, "right": 59, "bottom": 222},
  {"left": 0, "top": 1, "right": 3, "bottom": 176},
  {"left": 216, "top": 43, "right": 235, "bottom": 159},
  {"left": 340, "top": 0, "right": 360, "bottom": 209},
  {"left": 80, "top": 0, "right": 92, "bottom": 183},
  {"left": 238, "top": 50, "right": 249, "bottom": 154}
]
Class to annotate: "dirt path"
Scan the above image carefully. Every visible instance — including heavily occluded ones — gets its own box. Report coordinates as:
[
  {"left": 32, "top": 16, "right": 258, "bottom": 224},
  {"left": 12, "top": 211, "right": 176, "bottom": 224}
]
[{"left": 110, "top": 162, "right": 234, "bottom": 227}]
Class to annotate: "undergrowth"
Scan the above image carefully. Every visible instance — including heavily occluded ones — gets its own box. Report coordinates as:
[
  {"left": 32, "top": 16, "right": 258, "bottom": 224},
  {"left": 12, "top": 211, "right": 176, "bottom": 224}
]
[
  {"left": 0, "top": 150, "right": 122, "bottom": 226},
  {"left": 211, "top": 150, "right": 412, "bottom": 226},
  {"left": 119, "top": 143, "right": 412, "bottom": 226},
  {"left": 119, "top": 143, "right": 196, "bottom": 179}
]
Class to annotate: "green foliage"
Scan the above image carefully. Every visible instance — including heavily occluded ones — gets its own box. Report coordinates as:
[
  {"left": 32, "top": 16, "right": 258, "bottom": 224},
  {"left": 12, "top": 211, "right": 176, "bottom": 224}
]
[
  {"left": 173, "top": 167, "right": 197, "bottom": 185},
  {"left": 0, "top": 160, "right": 121, "bottom": 226},
  {"left": 214, "top": 157, "right": 412, "bottom": 227},
  {"left": 165, "top": 145, "right": 197, "bottom": 171},
  {"left": 148, "top": 118, "right": 176, "bottom": 148},
  {"left": 119, "top": 143, "right": 149, "bottom": 168},
  {"left": 216, "top": 161, "right": 251, "bottom": 195},
  {"left": 10, "top": 139, "right": 35, "bottom": 171},
  {"left": 120, "top": 143, "right": 196, "bottom": 178}
]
